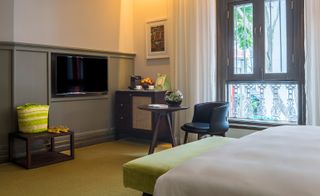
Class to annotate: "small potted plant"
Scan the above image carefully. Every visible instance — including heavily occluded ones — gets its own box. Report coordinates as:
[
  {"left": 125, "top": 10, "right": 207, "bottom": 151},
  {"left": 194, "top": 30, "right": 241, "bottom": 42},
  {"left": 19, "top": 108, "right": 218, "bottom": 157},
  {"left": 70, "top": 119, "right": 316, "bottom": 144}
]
[{"left": 165, "top": 90, "right": 183, "bottom": 106}]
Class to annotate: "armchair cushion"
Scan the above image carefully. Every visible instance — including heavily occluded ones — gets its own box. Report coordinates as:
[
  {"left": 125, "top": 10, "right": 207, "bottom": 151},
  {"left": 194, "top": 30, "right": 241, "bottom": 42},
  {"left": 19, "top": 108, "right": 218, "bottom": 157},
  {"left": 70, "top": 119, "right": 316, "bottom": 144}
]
[{"left": 181, "top": 123, "right": 210, "bottom": 133}]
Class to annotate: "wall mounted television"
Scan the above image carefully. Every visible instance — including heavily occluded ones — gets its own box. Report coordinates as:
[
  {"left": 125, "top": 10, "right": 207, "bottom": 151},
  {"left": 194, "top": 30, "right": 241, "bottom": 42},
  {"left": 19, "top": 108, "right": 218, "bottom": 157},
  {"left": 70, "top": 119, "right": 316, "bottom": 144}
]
[{"left": 51, "top": 53, "right": 108, "bottom": 97}]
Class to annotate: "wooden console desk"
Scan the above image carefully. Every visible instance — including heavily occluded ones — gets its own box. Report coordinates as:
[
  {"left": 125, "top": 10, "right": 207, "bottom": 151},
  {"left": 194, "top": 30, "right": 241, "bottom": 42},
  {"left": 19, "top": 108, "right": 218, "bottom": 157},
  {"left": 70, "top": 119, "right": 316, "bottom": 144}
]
[{"left": 115, "top": 90, "right": 170, "bottom": 141}]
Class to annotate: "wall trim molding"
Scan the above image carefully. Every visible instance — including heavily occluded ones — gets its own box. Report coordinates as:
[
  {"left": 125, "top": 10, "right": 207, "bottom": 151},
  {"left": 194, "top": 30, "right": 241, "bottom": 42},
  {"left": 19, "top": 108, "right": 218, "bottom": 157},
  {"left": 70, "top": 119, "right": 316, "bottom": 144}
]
[
  {"left": 73, "top": 128, "right": 115, "bottom": 148},
  {"left": 53, "top": 128, "right": 115, "bottom": 150},
  {"left": 0, "top": 41, "right": 136, "bottom": 59}
]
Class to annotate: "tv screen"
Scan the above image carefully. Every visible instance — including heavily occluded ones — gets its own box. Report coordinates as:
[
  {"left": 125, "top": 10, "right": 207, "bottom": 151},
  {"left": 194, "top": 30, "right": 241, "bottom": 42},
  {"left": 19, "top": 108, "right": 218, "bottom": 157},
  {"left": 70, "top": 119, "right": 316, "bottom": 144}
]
[{"left": 52, "top": 53, "right": 108, "bottom": 96}]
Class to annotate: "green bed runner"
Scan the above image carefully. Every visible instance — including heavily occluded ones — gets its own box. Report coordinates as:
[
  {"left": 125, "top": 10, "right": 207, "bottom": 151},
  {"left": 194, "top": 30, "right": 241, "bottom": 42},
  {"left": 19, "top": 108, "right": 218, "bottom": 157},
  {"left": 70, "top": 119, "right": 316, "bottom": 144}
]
[{"left": 123, "top": 136, "right": 235, "bottom": 194}]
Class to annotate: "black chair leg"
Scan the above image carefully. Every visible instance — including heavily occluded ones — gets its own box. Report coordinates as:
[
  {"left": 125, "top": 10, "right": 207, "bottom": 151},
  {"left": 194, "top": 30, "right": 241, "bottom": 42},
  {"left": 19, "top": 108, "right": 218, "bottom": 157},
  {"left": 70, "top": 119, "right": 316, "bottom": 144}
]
[{"left": 184, "top": 132, "right": 189, "bottom": 144}]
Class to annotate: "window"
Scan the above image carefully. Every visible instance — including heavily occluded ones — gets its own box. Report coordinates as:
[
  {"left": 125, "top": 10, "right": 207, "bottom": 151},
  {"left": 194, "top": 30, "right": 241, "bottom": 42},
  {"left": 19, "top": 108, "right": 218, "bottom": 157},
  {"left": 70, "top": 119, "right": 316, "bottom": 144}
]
[
  {"left": 217, "top": 0, "right": 304, "bottom": 125},
  {"left": 233, "top": 3, "right": 254, "bottom": 75}
]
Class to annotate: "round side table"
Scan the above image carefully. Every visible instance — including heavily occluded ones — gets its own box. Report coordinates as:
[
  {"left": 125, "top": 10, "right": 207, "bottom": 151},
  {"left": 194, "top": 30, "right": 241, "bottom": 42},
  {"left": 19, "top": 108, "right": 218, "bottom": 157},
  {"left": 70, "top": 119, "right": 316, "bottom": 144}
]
[{"left": 138, "top": 105, "right": 189, "bottom": 154}]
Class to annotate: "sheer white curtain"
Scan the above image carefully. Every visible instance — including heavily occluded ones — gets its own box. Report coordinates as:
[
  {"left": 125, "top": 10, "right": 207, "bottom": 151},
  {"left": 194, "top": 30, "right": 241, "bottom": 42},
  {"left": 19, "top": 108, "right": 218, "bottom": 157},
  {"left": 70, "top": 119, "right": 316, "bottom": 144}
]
[
  {"left": 305, "top": 1, "right": 320, "bottom": 125},
  {"left": 170, "top": 0, "right": 217, "bottom": 142}
]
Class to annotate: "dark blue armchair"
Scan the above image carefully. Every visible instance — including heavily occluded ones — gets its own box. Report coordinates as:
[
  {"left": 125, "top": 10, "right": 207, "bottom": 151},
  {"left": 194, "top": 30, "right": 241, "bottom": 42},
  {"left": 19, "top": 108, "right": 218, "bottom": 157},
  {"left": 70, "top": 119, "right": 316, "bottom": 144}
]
[{"left": 181, "top": 102, "right": 229, "bottom": 143}]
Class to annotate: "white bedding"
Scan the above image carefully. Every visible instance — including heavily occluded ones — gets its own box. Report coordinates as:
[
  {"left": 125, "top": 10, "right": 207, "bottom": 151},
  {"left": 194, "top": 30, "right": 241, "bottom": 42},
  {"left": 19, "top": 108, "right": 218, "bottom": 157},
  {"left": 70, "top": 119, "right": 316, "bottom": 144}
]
[{"left": 154, "top": 126, "right": 320, "bottom": 196}]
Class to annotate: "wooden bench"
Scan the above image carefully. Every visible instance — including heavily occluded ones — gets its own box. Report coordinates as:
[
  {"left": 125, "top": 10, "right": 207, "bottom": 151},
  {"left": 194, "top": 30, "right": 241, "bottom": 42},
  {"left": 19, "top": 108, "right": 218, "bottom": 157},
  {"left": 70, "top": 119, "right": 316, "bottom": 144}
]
[{"left": 9, "top": 131, "right": 74, "bottom": 169}]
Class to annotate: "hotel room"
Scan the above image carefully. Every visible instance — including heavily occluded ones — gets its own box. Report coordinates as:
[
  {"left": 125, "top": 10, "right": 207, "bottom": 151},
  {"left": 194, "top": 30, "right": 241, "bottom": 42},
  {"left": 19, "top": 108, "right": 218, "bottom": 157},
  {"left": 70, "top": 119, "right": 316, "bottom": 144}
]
[{"left": 0, "top": 0, "right": 319, "bottom": 195}]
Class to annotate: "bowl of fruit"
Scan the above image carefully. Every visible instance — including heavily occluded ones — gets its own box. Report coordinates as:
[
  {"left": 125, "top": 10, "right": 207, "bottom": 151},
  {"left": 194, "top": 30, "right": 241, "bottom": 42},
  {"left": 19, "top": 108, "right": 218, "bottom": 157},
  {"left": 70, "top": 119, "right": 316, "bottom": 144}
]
[{"left": 141, "top": 77, "right": 154, "bottom": 90}]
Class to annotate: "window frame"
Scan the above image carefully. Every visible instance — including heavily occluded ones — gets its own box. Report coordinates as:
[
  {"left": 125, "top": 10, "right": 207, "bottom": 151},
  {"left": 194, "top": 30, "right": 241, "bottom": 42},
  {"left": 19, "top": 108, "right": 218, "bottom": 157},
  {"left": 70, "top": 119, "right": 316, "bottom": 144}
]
[
  {"left": 228, "top": 0, "right": 261, "bottom": 81},
  {"left": 217, "top": 0, "right": 305, "bottom": 125}
]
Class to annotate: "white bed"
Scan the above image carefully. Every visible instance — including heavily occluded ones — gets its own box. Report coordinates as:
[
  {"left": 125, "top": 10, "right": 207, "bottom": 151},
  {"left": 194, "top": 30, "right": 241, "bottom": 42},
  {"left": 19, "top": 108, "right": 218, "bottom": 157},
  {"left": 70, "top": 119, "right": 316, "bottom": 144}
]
[{"left": 154, "top": 126, "right": 320, "bottom": 196}]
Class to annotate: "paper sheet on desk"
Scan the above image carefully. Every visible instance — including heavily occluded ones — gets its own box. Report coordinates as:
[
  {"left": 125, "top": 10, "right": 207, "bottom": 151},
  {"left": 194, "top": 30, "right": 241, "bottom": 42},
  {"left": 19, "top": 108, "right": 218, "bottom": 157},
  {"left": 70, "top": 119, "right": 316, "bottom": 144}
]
[{"left": 148, "top": 104, "right": 169, "bottom": 108}]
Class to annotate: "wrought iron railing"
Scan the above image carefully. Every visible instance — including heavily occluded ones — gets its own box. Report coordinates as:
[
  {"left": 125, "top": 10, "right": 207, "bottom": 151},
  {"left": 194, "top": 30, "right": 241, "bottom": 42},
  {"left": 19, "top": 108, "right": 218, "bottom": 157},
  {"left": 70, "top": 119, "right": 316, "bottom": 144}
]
[{"left": 227, "top": 82, "right": 298, "bottom": 124}]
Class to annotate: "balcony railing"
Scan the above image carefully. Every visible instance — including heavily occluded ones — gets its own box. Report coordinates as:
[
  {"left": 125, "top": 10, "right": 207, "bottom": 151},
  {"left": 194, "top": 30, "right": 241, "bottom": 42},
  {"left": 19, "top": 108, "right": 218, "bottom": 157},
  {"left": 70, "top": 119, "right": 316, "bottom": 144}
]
[{"left": 227, "top": 82, "right": 298, "bottom": 124}]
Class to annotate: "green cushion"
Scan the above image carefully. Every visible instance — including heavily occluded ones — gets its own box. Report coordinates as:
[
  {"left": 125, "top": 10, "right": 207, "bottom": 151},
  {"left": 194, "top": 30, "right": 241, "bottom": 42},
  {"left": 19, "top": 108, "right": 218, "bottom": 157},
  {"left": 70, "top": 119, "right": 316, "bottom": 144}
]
[{"left": 123, "top": 136, "right": 235, "bottom": 194}]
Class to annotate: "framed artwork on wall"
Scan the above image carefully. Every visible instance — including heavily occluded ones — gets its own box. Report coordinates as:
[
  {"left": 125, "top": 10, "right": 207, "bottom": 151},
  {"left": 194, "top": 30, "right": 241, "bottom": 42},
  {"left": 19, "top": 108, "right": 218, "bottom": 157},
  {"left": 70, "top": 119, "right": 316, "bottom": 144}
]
[{"left": 145, "top": 18, "right": 169, "bottom": 59}]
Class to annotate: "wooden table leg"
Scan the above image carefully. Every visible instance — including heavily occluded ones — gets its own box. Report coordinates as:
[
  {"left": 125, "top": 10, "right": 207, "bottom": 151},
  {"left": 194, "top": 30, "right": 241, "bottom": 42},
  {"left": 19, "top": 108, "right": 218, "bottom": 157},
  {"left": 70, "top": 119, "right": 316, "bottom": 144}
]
[
  {"left": 149, "top": 113, "right": 162, "bottom": 154},
  {"left": 50, "top": 137, "right": 55, "bottom": 152},
  {"left": 184, "top": 132, "right": 189, "bottom": 144},
  {"left": 26, "top": 138, "right": 31, "bottom": 169},
  {"left": 166, "top": 113, "right": 176, "bottom": 147},
  {"left": 8, "top": 134, "right": 14, "bottom": 161},
  {"left": 70, "top": 132, "right": 75, "bottom": 159}
]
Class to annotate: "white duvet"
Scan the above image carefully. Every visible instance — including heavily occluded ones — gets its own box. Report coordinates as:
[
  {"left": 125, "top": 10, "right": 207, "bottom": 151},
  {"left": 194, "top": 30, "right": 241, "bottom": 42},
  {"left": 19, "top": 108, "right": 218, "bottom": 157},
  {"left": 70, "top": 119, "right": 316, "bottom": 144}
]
[{"left": 154, "top": 126, "right": 320, "bottom": 196}]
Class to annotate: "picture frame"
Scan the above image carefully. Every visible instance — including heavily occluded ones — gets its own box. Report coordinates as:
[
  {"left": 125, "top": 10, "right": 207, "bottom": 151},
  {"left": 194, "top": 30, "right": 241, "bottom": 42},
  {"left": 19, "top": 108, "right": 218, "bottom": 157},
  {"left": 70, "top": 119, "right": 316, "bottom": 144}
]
[{"left": 145, "top": 18, "right": 169, "bottom": 59}]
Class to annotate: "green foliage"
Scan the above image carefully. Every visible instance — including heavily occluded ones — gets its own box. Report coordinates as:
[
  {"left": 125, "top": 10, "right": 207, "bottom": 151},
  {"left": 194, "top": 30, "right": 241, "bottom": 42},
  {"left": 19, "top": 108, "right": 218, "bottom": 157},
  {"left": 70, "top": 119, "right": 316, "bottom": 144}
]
[
  {"left": 165, "top": 90, "right": 183, "bottom": 102},
  {"left": 234, "top": 5, "right": 253, "bottom": 50}
]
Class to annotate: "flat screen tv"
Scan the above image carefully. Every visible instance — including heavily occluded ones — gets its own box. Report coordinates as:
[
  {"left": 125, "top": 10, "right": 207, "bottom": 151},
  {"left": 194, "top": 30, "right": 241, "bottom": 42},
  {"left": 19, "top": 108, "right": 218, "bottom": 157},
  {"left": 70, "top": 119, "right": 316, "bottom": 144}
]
[{"left": 52, "top": 53, "right": 108, "bottom": 97}]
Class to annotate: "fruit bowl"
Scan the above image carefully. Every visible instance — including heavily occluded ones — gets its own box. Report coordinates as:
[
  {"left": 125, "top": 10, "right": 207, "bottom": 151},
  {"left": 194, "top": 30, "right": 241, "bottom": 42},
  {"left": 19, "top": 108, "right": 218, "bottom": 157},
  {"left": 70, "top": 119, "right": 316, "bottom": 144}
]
[{"left": 141, "top": 77, "right": 154, "bottom": 90}]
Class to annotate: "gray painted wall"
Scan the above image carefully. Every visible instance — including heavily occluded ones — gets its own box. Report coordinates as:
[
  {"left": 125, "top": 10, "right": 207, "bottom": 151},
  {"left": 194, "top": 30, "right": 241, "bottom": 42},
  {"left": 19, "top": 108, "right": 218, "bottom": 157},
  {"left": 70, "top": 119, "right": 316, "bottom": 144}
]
[
  {"left": 0, "top": 49, "right": 12, "bottom": 161},
  {"left": 0, "top": 42, "right": 135, "bottom": 162},
  {"left": 14, "top": 50, "right": 49, "bottom": 106},
  {"left": 0, "top": 0, "right": 13, "bottom": 41}
]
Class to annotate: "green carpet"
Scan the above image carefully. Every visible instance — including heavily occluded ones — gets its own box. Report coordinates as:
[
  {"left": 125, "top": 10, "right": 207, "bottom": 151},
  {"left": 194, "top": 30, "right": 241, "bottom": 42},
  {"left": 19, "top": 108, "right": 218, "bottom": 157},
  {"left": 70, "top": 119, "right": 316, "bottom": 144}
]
[{"left": 0, "top": 140, "right": 170, "bottom": 196}]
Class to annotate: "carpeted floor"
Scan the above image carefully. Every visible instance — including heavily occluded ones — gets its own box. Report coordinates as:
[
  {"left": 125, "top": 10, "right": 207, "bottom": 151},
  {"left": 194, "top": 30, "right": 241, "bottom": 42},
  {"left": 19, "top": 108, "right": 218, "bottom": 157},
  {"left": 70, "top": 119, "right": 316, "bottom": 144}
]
[{"left": 0, "top": 139, "right": 170, "bottom": 196}]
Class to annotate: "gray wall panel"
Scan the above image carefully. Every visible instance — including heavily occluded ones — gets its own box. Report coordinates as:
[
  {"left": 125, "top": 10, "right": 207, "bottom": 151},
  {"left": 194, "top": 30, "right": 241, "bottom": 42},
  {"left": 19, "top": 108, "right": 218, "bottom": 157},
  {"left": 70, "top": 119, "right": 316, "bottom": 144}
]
[
  {"left": 49, "top": 99, "right": 110, "bottom": 132},
  {"left": 14, "top": 50, "right": 48, "bottom": 106},
  {"left": 49, "top": 58, "right": 134, "bottom": 135},
  {"left": 0, "top": 42, "right": 135, "bottom": 163},
  {"left": 108, "top": 57, "right": 134, "bottom": 128},
  {"left": 0, "top": 0, "right": 13, "bottom": 41},
  {"left": 0, "top": 49, "right": 12, "bottom": 162},
  {"left": 108, "top": 58, "right": 134, "bottom": 92}
]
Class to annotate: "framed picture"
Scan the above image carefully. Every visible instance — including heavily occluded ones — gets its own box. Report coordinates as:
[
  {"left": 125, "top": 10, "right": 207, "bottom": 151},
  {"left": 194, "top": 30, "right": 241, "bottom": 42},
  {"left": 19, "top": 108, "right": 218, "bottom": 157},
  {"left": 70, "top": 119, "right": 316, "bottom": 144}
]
[{"left": 145, "top": 18, "right": 169, "bottom": 59}]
